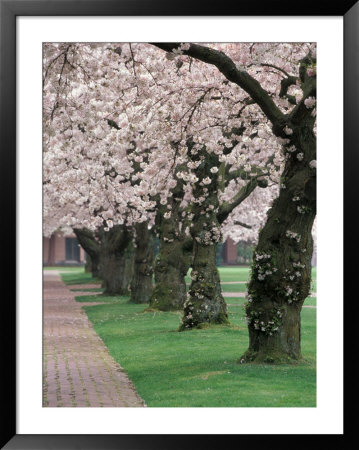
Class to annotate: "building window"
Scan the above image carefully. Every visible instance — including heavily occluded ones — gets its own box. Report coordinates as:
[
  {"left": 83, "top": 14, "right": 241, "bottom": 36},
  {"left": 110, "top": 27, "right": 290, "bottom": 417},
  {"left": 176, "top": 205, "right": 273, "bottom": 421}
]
[{"left": 65, "top": 238, "right": 80, "bottom": 262}]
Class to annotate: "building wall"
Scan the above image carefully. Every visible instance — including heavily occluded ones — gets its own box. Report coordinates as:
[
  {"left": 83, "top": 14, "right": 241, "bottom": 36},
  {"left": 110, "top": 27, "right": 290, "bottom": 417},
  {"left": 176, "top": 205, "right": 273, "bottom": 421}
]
[
  {"left": 222, "top": 237, "right": 238, "bottom": 265},
  {"left": 43, "top": 233, "right": 85, "bottom": 266},
  {"left": 43, "top": 236, "right": 50, "bottom": 264}
]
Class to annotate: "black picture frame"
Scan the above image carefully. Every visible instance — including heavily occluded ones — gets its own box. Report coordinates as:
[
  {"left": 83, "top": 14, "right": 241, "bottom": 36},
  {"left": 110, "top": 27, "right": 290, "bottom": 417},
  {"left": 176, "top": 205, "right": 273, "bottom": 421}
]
[{"left": 1, "top": 1, "right": 356, "bottom": 448}]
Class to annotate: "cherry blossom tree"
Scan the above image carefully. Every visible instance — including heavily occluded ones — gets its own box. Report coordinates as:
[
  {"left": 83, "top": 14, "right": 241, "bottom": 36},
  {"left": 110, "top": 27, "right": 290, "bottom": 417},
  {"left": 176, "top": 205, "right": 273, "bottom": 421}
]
[
  {"left": 43, "top": 43, "right": 280, "bottom": 316},
  {"left": 153, "top": 42, "right": 316, "bottom": 361},
  {"left": 43, "top": 42, "right": 316, "bottom": 362}
]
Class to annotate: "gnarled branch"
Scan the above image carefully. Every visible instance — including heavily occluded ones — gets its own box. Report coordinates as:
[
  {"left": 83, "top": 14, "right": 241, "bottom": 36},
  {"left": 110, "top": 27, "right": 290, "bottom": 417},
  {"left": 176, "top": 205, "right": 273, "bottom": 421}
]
[{"left": 152, "top": 43, "right": 286, "bottom": 128}]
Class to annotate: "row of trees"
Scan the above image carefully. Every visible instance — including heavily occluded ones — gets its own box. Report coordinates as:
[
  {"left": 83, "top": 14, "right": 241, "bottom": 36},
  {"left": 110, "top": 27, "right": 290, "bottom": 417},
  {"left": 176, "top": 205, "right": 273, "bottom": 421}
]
[{"left": 43, "top": 42, "right": 316, "bottom": 363}]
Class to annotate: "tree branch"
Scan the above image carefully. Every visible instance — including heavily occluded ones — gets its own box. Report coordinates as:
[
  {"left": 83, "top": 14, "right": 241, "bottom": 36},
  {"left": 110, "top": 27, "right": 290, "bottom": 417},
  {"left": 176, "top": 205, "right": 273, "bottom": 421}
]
[
  {"left": 217, "top": 178, "right": 258, "bottom": 224},
  {"left": 73, "top": 228, "right": 100, "bottom": 259},
  {"left": 234, "top": 220, "right": 252, "bottom": 229},
  {"left": 152, "top": 43, "right": 286, "bottom": 128}
]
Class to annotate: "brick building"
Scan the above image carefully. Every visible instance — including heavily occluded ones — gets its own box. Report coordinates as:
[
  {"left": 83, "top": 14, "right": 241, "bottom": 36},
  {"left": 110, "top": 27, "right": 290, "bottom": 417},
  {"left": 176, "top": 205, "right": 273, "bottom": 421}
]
[
  {"left": 221, "top": 237, "right": 239, "bottom": 265},
  {"left": 43, "top": 233, "right": 86, "bottom": 266},
  {"left": 43, "top": 233, "right": 316, "bottom": 267}
]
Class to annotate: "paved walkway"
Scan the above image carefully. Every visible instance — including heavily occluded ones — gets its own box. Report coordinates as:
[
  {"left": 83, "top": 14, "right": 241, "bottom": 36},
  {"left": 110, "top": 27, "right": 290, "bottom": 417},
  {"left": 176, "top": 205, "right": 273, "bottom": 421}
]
[
  {"left": 223, "top": 292, "right": 246, "bottom": 298},
  {"left": 43, "top": 271, "right": 145, "bottom": 407}
]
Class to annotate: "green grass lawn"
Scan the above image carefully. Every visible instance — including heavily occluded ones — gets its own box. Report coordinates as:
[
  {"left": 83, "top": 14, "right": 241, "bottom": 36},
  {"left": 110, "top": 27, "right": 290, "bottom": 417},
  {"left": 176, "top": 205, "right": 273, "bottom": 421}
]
[
  {"left": 47, "top": 267, "right": 101, "bottom": 286},
  {"left": 44, "top": 266, "right": 85, "bottom": 272},
  {"left": 61, "top": 272, "right": 101, "bottom": 285},
  {"left": 52, "top": 265, "right": 316, "bottom": 295},
  {"left": 185, "top": 266, "right": 251, "bottom": 284},
  {"left": 80, "top": 294, "right": 316, "bottom": 407},
  {"left": 49, "top": 264, "right": 316, "bottom": 407},
  {"left": 43, "top": 266, "right": 101, "bottom": 285},
  {"left": 221, "top": 283, "right": 247, "bottom": 293},
  {"left": 311, "top": 267, "right": 317, "bottom": 292},
  {"left": 70, "top": 288, "right": 104, "bottom": 293}
]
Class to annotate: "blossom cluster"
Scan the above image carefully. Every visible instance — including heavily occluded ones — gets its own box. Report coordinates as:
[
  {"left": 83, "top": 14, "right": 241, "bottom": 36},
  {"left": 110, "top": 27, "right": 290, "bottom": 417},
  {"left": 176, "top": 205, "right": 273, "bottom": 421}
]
[
  {"left": 285, "top": 230, "right": 301, "bottom": 243},
  {"left": 252, "top": 252, "right": 278, "bottom": 282},
  {"left": 245, "top": 305, "right": 283, "bottom": 336},
  {"left": 43, "top": 42, "right": 316, "bottom": 242}
]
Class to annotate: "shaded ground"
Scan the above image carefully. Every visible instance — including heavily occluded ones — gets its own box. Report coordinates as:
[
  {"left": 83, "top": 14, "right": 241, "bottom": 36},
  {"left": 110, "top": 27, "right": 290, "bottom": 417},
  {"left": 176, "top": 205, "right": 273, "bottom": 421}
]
[{"left": 43, "top": 271, "right": 145, "bottom": 407}]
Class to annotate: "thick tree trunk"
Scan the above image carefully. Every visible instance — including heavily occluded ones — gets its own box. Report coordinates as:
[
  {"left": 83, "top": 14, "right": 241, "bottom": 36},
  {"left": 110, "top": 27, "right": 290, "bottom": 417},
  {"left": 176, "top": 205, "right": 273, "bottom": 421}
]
[
  {"left": 130, "top": 222, "right": 155, "bottom": 304},
  {"left": 73, "top": 228, "right": 101, "bottom": 279},
  {"left": 87, "top": 253, "right": 101, "bottom": 278},
  {"left": 84, "top": 254, "right": 92, "bottom": 273},
  {"left": 149, "top": 236, "right": 191, "bottom": 311},
  {"left": 240, "top": 124, "right": 316, "bottom": 363},
  {"left": 101, "top": 242, "right": 134, "bottom": 295},
  {"left": 180, "top": 241, "right": 228, "bottom": 330},
  {"left": 149, "top": 182, "right": 193, "bottom": 311},
  {"left": 180, "top": 178, "right": 228, "bottom": 330},
  {"left": 99, "top": 225, "right": 134, "bottom": 296}
]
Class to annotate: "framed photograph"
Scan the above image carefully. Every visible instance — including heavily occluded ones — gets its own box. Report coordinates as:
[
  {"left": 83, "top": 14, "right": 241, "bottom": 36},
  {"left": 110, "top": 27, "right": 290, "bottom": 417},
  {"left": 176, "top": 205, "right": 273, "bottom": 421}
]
[{"left": 1, "top": 0, "right": 356, "bottom": 448}]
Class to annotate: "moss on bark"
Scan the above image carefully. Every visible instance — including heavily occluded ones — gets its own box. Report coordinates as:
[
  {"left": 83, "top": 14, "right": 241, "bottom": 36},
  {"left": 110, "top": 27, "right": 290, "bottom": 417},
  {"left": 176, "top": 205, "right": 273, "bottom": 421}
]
[
  {"left": 180, "top": 242, "right": 228, "bottom": 330},
  {"left": 130, "top": 222, "right": 155, "bottom": 304},
  {"left": 99, "top": 226, "right": 134, "bottom": 296},
  {"left": 149, "top": 180, "right": 193, "bottom": 311},
  {"left": 240, "top": 119, "right": 316, "bottom": 364},
  {"left": 149, "top": 228, "right": 191, "bottom": 311},
  {"left": 180, "top": 149, "right": 229, "bottom": 330}
]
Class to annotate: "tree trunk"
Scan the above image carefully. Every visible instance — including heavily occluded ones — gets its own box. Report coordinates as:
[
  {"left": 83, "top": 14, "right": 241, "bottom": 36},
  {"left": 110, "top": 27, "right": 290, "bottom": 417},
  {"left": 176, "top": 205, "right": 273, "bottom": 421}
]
[
  {"left": 180, "top": 241, "right": 228, "bottom": 330},
  {"left": 99, "top": 226, "right": 134, "bottom": 296},
  {"left": 149, "top": 185, "right": 193, "bottom": 311},
  {"left": 101, "top": 242, "right": 134, "bottom": 295},
  {"left": 130, "top": 222, "right": 155, "bottom": 304},
  {"left": 149, "top": 235, "right": 191, "bottom": 311},
  {"left": 240, "top": 124, "right": 316, "bottom": 363},
  {"left": 73, "top": 228, "right": 101, "bottom": 279},
  {"left": 86, "top": 252, "right": 101, "bottom": 278},
  {"left": 180, "top": 176, "right": 228, "bottom": 330},
  {"left": 84, "top": 253, "right": 92, "bottom": 273}
]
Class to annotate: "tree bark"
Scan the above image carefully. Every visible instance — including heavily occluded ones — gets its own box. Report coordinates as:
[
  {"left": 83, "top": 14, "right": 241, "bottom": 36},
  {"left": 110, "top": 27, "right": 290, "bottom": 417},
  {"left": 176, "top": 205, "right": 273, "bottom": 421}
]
[
  {"left": 180, "top": 240, "right": 228, "bottom": 330},
  {"left": 180, "top": 150, "right": 229, "bottom": 330},
  {"left": 149, "top": 202, "right": 192, "bottom": 311},
  {"left": 240, "top": 122, "right": 316, "bottom": 363},
  {"left": 152, "top": 44, "right": 317, "bottom": 361},
  {"left": 149, "top": 234, "right": 192, "bottom": 311},
  {"left": 99, "top": 226, "right": 134, "bottom": 296},
  {"left": 73, "top": 228, "right": 101, "bottom": 279},
  {"left": 130, "top": 222, "right": 155, "bottom": 304},
  {"left": 148, "top": 171, "right": 193, "bottom": 311},
  {"left": 84, "top": 253, "right": 92, "bottom": 273}
]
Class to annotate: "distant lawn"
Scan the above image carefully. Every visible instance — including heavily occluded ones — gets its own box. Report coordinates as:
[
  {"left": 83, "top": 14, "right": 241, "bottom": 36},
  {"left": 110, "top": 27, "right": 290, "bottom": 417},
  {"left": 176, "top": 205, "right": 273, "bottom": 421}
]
[
  {"left": 51, "top": 269, "right": 101, "bottom": 286},
  {"left": 44, "top": 266, "right": 85, "bottom": 272},
  {"left": 225, "top": 296, "right": 316, "bottom": 307},
  {"left": 187, "top": 266, "right": 317, "bottom": 287},
  {"left": 221, "top": 283, "right": 247, "bottom": 293},
  {"left": 70, "top": 288, "right": 104, "bottom": 293},
  {"left": 311, "top": 267, "right": 317, "bottom": 292},
  {"left": 185, "top": 266, "right": 251, "bottom": 284},
  {"left": 75, "top": 294, "right": 127, "bottom": 303},
  {"left": 304, "top": 296, "right": 317, "bottom": 306},
  {"left": 52, "top": 265, "right": 316, "bottom": 292},
  {"left": 57, "top": 265, "right": 316, "bottom": 295},
  {"left": 80, "top": 294, "right": 316, "bottom": 407}
]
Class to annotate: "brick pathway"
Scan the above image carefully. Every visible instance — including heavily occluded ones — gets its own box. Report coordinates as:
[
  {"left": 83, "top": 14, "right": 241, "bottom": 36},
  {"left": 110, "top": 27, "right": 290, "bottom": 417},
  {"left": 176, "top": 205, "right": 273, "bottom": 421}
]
[
  {"left": 223, "top": 292, "right": 246, "bottom": 298},
  {"left": 43, "top": 271, "right": 145, "bottom": 407}
]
